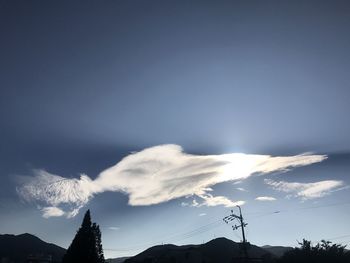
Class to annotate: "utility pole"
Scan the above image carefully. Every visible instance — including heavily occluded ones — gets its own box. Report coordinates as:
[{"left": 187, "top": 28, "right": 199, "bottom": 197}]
[{"left": 223, "top": 205, "right": 249, "bottom": 262}]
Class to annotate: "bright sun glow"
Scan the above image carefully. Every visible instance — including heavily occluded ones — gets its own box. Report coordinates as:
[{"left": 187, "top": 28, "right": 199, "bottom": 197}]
[{"left": 219, "top": 154, "right": 267, "bottom": 182}]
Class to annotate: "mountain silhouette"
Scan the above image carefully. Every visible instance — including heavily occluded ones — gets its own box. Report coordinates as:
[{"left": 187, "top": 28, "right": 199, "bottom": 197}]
[
  {"left": 0, "top": 233, "right": 66, "bottom": 263},
  {"left": 124, "top": 237, "right": 274, "bottom": 263}
]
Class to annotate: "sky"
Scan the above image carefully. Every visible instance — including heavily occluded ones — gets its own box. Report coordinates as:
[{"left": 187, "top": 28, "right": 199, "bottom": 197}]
[{"left": 1, "top": 0, "right": 350, "bottom": 259}]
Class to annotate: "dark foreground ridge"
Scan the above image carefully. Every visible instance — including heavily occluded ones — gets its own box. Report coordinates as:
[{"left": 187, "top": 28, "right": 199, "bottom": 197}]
[
  {"left": 124, "top": 237, "right": 273, "bottom": 263},
  {"left": 2, "top": 232, "right": 349, "bottom": 263},
  {"left": 106, "top": 257, "right": 130, "bottom": 263},
  {"left": 0, "top": 233, "right": 66, "bottom": 263},
  {"left": 261, "top": 246, "right": 293, "bottom": 258}
]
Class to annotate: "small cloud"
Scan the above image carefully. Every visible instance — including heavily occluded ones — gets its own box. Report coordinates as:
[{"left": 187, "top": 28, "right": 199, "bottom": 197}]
[
  {"left": 183, "top": 194, "right": 243, "bottom": 208},
  {"left": 199, "top": 213, "right": 207, "bottom": 217},
  {"left": 196, "top": 194, "right": 245, "bottom": 207},
  {"left": 180, "top": 195, "right": 200, "bottom": 207},
  {"left": 108, "top": 227, "right": 120, "bottom": 231},
  {"left": 191, "top": 199, "right": 199, "bottom": 207},
  {"left": 41, "top": 206, "right": 65, "bottom": 218},
  {"left": 236, "top": 187, "right": 247, "bottom": 192},
  {"left": 66, "top": 207, "right": 82, "bottom": 218},
  {"left": 181, "top": 199, "right": 200, "bottom": 207},
  {"left": 255, "top": 196, "right": 276, "bottom": 201},
  {"left": 265, "top": 179, "right": 345, "bottom": 200}
]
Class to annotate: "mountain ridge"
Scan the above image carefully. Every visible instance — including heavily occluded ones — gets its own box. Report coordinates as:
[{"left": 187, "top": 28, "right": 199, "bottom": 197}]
[
  {"left": 0, "top": 233, "right": 295, "bottom": 263},
  {"left": 123, "top": 237, "right": 275, "bottom": 263},
  {"left": 0, "top": 233, "right": 66, "bottom": 263}
]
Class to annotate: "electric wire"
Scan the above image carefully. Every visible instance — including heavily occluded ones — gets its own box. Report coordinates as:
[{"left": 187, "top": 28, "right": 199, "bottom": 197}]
[{"left": 104, "top": 200, "right": 350, "bottom": 252}]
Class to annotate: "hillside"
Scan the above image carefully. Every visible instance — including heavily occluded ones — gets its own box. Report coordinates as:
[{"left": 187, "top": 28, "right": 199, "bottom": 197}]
[
  {"left": 106, "top": 257, "right": 130, "bottom": 263},
  {"left": 262, "top": 245, "right": 293, "bottom": 258},
  {"left": 124, "top": 237, "right": 274, "bottom": 263},
  {"left": 0, "top": 233, "right": 66, "bottom": 263}
]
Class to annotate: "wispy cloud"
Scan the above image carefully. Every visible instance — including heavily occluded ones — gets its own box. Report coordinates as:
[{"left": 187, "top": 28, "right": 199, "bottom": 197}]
[
  {"left": 236, "top": 187, "right": 247, "bottom": 192},
  {"left": 199, "top": 213, "right": 206, "bottom": 217},
  {"left": 108, "top": 227, "right": 120, "bottom": 231},
  {"left": 17, "top": 144, "right": 326, "bottom": 218},
  {"left": 255, "top": 196, "right": 276, "bottom": 201},
  {"left": 264, "top": 179, "right": 345, "bottom": 200}
]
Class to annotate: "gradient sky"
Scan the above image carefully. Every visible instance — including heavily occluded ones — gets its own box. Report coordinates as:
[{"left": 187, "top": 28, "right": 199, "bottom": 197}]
[{"left": 1, "top": 0, "right": 350, "bottom": 259}]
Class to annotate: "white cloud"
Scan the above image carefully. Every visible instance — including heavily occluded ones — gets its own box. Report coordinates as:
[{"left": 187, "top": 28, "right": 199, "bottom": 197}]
[
  {"left": 264, "top": 179, "right": 344, "bottom": 200},
  {"left": 181, "top": 199, "right": 199, "bottom": 207},
  {"left": 108, "top": 227, "right": 120, "bottom": 231},
  {"left": 66, "top": 207, "right": 83, "bottom": 218},
  {"left": 196, "top": 194, "right": 245, "bottom": 207},
  {"left": 236, "top": 187, "right": 247, "bottom": 192},
  {"left": 18, "top": 170, "right": 93, "bottom": 207},
  {"left": 199, "top": 213, "right": 206, "bottom": 217},
  {"left": 255, "top": 196, "right": 276, "bottom": 201},
  {"left": 17, "top": 144, "right": 327, "bottom": 218},
  {"left": 41, "top": 206, "right": 65, "bottom": 218}
]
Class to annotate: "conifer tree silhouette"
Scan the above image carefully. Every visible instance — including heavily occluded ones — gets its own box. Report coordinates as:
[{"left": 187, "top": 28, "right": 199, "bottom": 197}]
[
  {"left": 92, "top": 222, "right": 105, "bottom": 263},
  {"left": 62, "top": 210, "right": 105, "bottom": 263}
]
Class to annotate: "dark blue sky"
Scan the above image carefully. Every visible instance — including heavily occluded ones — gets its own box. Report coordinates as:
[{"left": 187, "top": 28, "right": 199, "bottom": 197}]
[{"left": 1, "top": 0, "right": 350, "bottom": 258}]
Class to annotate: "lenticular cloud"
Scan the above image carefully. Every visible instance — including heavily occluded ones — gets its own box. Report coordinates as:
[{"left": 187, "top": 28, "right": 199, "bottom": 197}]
[{"left": 17, "top": 144, "right": 327, "bottom": 218}]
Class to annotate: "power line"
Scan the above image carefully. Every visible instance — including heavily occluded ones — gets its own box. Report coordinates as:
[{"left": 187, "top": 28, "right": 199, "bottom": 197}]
[
  {"left": 248, "top": 200, "right": 350, "bottom": 220},
  {"left": 324, "top": 234, "right": 350, "bottom": 241},
  {"left": 104, "top": 201, "right": 350, "bottom": 253},
  {"left": 104, "top": 219, "right": 223, "bottom": 252}
]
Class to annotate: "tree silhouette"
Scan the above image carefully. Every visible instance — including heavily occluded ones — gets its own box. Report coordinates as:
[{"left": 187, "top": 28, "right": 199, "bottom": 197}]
[
  {"left": 278, "top": 239, "right": 350, "bottom": 263},
  {"left": 62, "top": 210, "right": 105, "bottom": 263},
  {"left": 92, "top": 222, "right": 105, "bottom": 263}
]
